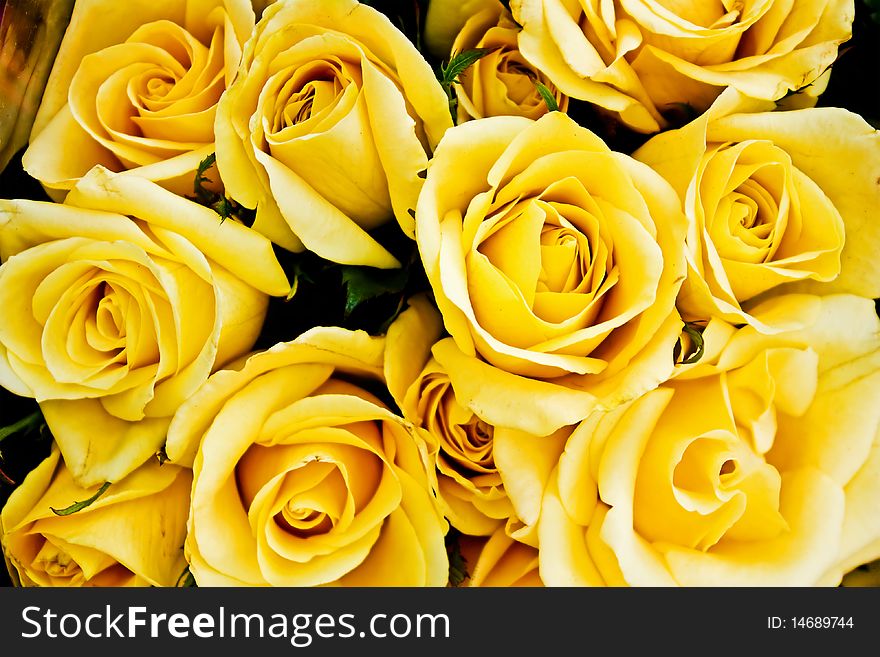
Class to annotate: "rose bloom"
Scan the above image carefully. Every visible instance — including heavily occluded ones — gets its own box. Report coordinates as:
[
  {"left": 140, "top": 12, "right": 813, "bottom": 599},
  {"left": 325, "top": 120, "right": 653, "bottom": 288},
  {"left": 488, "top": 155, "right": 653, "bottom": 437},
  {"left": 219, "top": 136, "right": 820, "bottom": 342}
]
[
  {"left": 385, "top": 296, "right": 568, "bottom": 539},
  {"left": 458, "top": 527, "right": 543, "bottom": 586},
  {"left": 539, "top": 294, "right": 880, "bottom": 586},
  {"left": 635, "top": 89, "right": 880, "bottom": 331},
  {"left": 23, "top": 0, "right": 254, "bottom": 197},
  {"left": 447, "top": 2, "right": 568, "bottom": 122},
  {"left": 1, "top": 447, "right": 191, "bottom": 587},
  {"left": 165, "top": 327, "right": 448, "bottom": 586},
  {"left": 424, "top": 0, "right": 497, "bottom": 56},
  {"left": 215, "top": 0, "right": 452, "bottom": 268},
  {"left": 510, "top": 0, "right": 853, "bottom": 132},
  {"left": 0, "top": 168, "right": 288, "bottom": 486},
  {"left": 416, "top": 112, "right": 687, "bottom": 437}
]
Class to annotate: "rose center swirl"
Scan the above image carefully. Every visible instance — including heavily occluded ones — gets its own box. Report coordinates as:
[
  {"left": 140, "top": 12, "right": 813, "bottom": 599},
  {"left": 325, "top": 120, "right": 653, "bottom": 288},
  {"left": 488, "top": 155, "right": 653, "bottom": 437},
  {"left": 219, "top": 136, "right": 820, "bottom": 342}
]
[
  {"left": 33, "top": 541, "right": 80, "bottom": 579},
  {"left": 422, "top": 375, "right": 497, "bottom": 476},
  {"left": 634, "top": 428, "right": 787, "bottom": 552},
  {"left": 703, "top": 143, "right": 790, "bottom": 265},
  {"left": 265, "top": 58, "right": 358, "bottom": 137},
  {"left": 474, "top": 193, "right": 613, "bottom": 331}
]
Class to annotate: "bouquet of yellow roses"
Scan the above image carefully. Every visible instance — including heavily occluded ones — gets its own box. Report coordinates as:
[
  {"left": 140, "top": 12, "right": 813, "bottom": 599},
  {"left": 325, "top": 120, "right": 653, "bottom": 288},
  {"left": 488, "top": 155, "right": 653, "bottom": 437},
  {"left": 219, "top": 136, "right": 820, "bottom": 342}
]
[{"left": 0, "top": 0, "right": 878, "bottom": 588}]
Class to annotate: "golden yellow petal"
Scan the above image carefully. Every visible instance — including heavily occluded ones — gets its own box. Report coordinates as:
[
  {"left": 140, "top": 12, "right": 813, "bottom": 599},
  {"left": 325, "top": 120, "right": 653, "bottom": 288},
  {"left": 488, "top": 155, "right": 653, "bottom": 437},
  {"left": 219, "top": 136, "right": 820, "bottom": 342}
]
[
  {"left": 41, "top": 398, "right": 171, "bottom": 486},
  {"left": 383, "top": 294, "right": 444, "bottom": 414}
]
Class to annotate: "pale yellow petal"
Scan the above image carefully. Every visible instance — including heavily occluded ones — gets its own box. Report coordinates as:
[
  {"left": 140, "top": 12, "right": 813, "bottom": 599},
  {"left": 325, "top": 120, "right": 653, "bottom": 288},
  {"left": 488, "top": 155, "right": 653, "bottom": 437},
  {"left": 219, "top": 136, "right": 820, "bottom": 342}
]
[
  {"left": 494, "top": 425, "right": 568, "bottom": 532},
  {"left": 538, "top": 474, "right": 604, "bottom": 586},
  {"left": 708, "top": 107, "right": 880, "bottom": 298},
  {"left": 30, "top": 0, "right": 189, "bottom": 139},
  {"left": 68, "top": 167, "right": 290, "bottom": 296},
  {"left": 432, "top": 338, "right": 598, "bottom": 435},
  {"left": 41, "top": 398, "right": 171, "bottom": 486},
  {"left": 0, "top": 448, "right": 62, "bottom": 534},
  {"left": 663, "top": 470, "right": 845, "bottom": 586},
  {"left": 383, "top": 294, "right": 444, "bottom": 412},
  {"left": 23, "top": 106, "right": 121, "bottom": 191},
  {"left": 255, "top": 153, "right": 399, "bottom": 269}
]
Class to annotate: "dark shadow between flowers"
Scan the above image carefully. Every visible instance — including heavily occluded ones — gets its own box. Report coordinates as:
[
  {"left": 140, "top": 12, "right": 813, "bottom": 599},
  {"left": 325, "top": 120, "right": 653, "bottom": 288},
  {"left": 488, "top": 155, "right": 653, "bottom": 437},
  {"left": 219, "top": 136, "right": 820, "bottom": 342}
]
[{"left": 254, "top": 221, "right": 432, "bottom": 349}]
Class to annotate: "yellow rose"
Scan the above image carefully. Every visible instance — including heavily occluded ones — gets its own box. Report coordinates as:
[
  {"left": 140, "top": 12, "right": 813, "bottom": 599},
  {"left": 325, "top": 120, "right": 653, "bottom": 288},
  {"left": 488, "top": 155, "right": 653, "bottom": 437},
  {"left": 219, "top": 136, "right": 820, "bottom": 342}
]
[
  {"left": 447, "top": 2, "right": 568, "bottom": 123},
  {"left": 1, "top": 446, "right": 191, "bottom": 587},
  {"left": 424, "top": 0, "right": 498, "bottom": 57},
  {"left": 215, "top": 0, "right": 453, "bottom": 267},
  {"left": 635, "top": 89, "right": 880, "bottom": 331},
  {"left": 540, "top": 294, "right": 880, "bottom": 586},
  {"left": 510, "top": 0, "right": 852, "bottom": 133},
  {"left": 385, "top": 295, "right": 568, "bottom": 539},
  {"left": 22, "top": 0, "right": 255, "bottom": 197},
  {"left": 0, "top": 167, "right": 289, "bottom": 486},
  {"left": 416, "top": 112, "right": 687, "bottom": 437},
  {"left": 165, "top": 327, "right": 448, "bottom": 586},
  {"left": 458, "top": 527, "right": 543, "bottom": 586}
]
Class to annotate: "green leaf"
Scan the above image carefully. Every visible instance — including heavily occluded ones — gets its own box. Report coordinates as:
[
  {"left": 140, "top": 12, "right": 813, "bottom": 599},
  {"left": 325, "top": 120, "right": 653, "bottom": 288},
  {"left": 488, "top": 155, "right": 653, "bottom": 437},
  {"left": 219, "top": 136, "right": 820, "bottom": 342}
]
[
  {"left": 438, "top": 47, "right": 497, "bottom": 121},
  {"left": 534, "top": 81, "right": 559, "bottom": 112},
  {"left": 50, "top": 481, "right": 110, "bottom": 516},
  {"left": 193, "top": 152, "right": 216, "bottom": 195},
  {"left": 191, "top": 152, "right": 220, "bottom": 210},
  {"left": 446, "top": 530, "right": 469, "bottom": 587},
  {"left": 674, "top": 322, "right": 706, "bottom": 365},
  {"left": 0, "top": 410, "right": 43, "bottom": 445},
  {"left": 212, "top": 196, "right": 233, "bottom": 223},
  {"left": 175, "top": 565, "right": 197, "bottom": 587},
  {"left": 440, "top": 47, "right": 496, "bottom": 89},
  {"left": 285, "top": 277, "right": 299, "bottom": 301},
  {"left": 188, "top": 152, "right": 256, "bottom": 226},
  {"left": 340, "top": 265, "right": 408, "bottom": 319}
]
